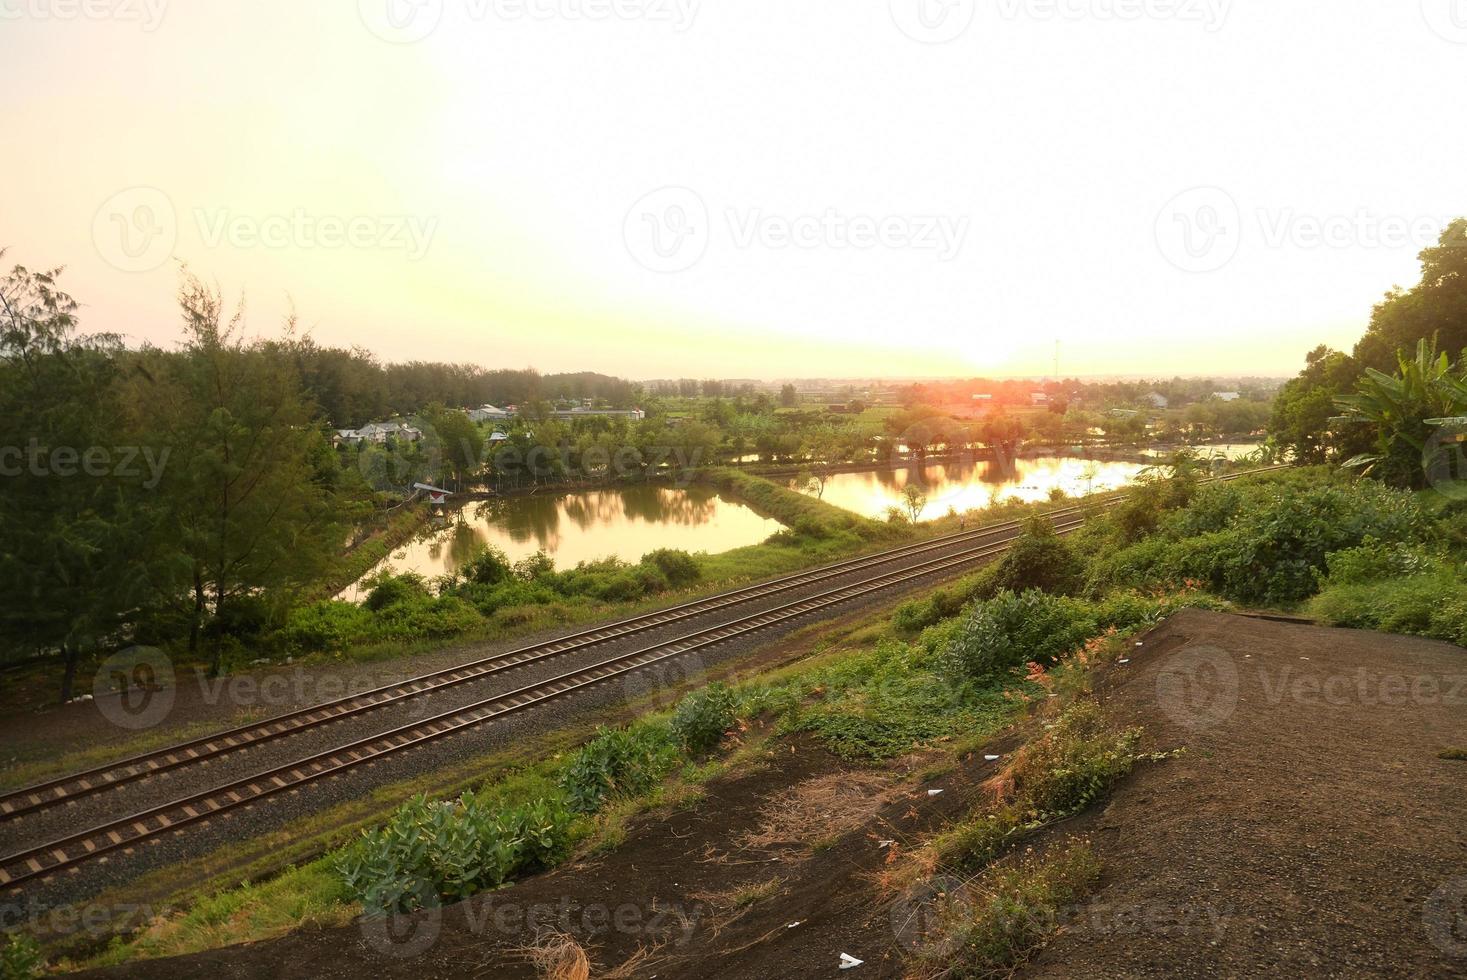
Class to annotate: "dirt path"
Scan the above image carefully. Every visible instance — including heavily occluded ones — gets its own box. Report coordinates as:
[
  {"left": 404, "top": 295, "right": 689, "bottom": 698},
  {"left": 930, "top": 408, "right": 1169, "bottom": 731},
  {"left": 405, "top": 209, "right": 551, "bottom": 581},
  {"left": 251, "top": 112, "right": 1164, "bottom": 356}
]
[
  {"left": 86, "top": 611, "right": 1467, "bottom": 978},
  {"left": 1024, "top": 610, "right": 1467, "bottom": 978}
]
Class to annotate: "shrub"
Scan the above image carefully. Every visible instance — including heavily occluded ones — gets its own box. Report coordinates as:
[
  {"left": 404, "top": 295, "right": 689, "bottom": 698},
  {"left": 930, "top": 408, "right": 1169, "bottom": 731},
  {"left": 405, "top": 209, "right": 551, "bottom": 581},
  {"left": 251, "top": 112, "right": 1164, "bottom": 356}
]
[
  {"left": 513, "top": 550, "right": 556, "bottom": 581},
  {"left": 1316, "top": 539, "right": 1441, "bottom": 586},
  {"left": 332, "top": 791, "right": 573, "bottom": 913},
  {"left": 0, "top": 933, "right": 42, "bottom": 980},
  {"left": 644, "top": 548, "right": 702, "bottom": 587},
  {"left": 363, "top": 571, "right": 432, "bottom": 612},
  {"left": 462, "top": 546, "right": 514, "bottom": 586},
  {"left": 921, "top": 842, "right": 1101, "bottom": 977},
  {"left": 670, "top": 683, "right": 737, "bottom": 754},
  {"left": 559, "top": 725, "right": 680, "bottom": 814},
  {"left": 1008, "top": 701, "right": 1142, "bottom": 816},
  {"left": 938, "top": 591, "right": 1097, "bottom": 682},
  {"left": 1308, "top": 570, "right": 1467, "bottom": 642},
  {"left": 205, "top": 593, "right": 274, "bottom": 640},
  {"left": 987, "top": 516, "right": 1084, "bottom": 596}
]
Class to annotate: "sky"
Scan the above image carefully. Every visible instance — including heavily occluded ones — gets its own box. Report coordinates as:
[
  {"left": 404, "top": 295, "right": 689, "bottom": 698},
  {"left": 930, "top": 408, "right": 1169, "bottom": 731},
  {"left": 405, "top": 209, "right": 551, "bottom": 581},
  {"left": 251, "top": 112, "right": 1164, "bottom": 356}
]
[{"left": 2, "top": 0, "right": 1465, "bottom": 380}]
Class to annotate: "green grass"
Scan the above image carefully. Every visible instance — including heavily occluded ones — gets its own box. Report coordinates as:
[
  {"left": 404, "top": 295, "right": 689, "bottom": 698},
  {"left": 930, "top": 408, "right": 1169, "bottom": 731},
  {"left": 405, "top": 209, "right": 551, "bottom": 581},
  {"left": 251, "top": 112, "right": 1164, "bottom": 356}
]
[
  {"left": 919, "top": 841, "right": 1103, "bottom": 978},
  {"left": 1439, "top": 748, "right": 1467, "bottom": 761}
]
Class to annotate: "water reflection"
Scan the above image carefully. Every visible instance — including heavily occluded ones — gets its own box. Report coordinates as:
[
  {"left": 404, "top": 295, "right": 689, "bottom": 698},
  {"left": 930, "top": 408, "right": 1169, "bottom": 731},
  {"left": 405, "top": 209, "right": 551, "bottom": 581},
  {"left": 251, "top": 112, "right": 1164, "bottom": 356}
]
[
  {"left": 814, "top": 456, "right": 1149, "bottom": 521},
  {"left": 343, "top": 484, "right": 782, "bottom": 599}
]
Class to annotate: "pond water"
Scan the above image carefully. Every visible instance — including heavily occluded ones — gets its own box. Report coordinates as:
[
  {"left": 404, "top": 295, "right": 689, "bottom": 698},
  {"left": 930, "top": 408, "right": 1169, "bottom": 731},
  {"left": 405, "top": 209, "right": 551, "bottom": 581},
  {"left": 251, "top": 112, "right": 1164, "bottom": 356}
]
[
  {"left": 1140, "top": 442, "right": 1265, "bottom": 460},
  {"left": 811, "top": 456, "right": 1150, "bottom": 521},
  {"left": 343, "top": 484, "right": 783, "bottom": 600}
]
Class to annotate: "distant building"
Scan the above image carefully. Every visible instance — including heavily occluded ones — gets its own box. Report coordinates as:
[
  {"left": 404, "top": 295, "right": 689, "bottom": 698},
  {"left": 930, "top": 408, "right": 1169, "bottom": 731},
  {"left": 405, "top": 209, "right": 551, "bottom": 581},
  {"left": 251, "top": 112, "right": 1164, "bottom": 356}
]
[
  {"left": 1030, "top": 392, "right": 1049, "bottom": 406},
  {"left": 546, "top": 407, "right": 646, "bottom": 422},
  {"left": 335, "top": 421, "right": 422, "bottom": 446},
  {"left": 468, "top": 404, "right": 511, "bottom": 423},
  {"left": 1212, "top": 391, "right": 1241, "bottom": 402},
  {"left": 1144, "top": 392, "right": 1169, "bottom": 410}
]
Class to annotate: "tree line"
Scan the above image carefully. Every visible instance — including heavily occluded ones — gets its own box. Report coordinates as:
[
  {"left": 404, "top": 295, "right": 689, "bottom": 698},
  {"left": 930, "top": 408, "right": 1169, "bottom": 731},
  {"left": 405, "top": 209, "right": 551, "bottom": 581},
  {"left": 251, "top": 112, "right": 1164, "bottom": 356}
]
[
  {"left": 0, "top": 262, "right": 372, "bottom": 695},
  {"left": 1269, "top": 218, "right": 1467, "bottom": 488}
]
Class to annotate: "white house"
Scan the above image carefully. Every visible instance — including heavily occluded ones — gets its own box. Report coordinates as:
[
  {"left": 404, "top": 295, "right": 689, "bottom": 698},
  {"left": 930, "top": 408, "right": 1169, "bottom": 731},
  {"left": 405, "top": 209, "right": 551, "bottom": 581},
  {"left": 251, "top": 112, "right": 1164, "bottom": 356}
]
[
  {"left": 468, "top": 404, "right": 511, "bottom": 423},
  {"left": 340, "top": 421, "right": 423, "bottom": 445},
  {"left": 1212, "top": 391, "right": 1241, "bottom": 402},
  {"left": 1144, "top": 392, "right": 1169, "bottom": 410}
]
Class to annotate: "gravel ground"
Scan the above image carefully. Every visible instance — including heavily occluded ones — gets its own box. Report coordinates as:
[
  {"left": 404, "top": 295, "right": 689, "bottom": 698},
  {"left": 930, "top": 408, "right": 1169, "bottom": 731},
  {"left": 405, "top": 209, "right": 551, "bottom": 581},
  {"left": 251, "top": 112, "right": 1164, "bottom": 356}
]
[{"left": 3, "top": 539, "right": 997, "bottom": 916}]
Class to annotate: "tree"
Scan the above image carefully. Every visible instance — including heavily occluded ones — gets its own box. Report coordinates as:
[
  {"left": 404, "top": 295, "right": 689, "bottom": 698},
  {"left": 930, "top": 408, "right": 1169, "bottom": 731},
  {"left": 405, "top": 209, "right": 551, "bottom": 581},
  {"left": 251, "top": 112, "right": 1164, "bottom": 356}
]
[
  {"left": 137, "top": 274, "right": 357, "bottom": 674},
  {"left": 427, "top": 407, "right": 484, "bottom": 489},
  {"left": 0, "top": 257, "right": 148, "bottom": 700},
  {"left": 779, "top": 383, "right": 798, "bottom": 408},
  {"left": 902, "top": 482, "right": 928, "bottom": 523},
  {"left": 1353, "top": 219, "right": 1467, "bottom": 373},
  {"left": 1269, "top": 345, "right": 1361, "bottom": 464}
]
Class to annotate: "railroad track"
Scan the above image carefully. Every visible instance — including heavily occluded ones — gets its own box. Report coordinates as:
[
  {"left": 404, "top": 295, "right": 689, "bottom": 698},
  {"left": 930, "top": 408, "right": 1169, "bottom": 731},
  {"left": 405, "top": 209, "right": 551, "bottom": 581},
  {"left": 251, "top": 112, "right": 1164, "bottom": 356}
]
[
  {"left": 0, "top": 465, "right": 1286, "bottom": 892},
  {"left": 0, "top": 500, "right": 1098, "bottom": 823}
]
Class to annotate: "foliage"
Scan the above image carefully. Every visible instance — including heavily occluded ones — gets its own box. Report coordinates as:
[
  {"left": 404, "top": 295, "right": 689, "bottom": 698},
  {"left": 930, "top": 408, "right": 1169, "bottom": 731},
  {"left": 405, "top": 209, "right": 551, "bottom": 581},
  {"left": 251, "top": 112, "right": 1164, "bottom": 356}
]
[
  {"left": 1352, "top": 218, "right": 1467, "bottom": 374},
  {"left": 986, "top": 516, "right": 1084, "bottom": 596},
  {"left": 1006, "top": 702, "right": 1144, "bottom": 817},
  {"left": 1087, "top": 472, "right": 1430, "bottom": 607},
  {"left": 363, "top": 571, "right": 432, "bottom": 611},
  {"left": 643, "top": 548, "right": 702, "bottom": 588},
  {"left": 559, "top": 725, "right": 680, "bottom": 814},
  {"left": 332, "top": 792, "right": 573, "bottom": 913},
  {"left": 938, "top": 591, "right": 1098, "bottom": 682},
  {"left": 1335, "top": 339, "right": 1467, "bottom": 489},
  {"left": 670, "top": 683, "right": 737, "bottom": 754},
  {"left": 0, "top": 933, "right": 43, "bottom": 980},
  {"left": 0, "top": 259, "right": 150, "bottom": 698},
  {"left": 921, "top": 842, "right": 1102, "bottom": 978}
]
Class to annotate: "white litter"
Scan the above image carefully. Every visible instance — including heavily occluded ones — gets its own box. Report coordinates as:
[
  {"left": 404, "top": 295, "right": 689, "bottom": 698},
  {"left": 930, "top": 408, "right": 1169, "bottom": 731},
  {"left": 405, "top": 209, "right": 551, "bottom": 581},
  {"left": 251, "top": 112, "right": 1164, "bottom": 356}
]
[
  {"left": 927, "top": 789, "right": 944, "bottom": 797},
  {"left": 878, "top": 840, "right": 896, "bottom": 848},
  {"left": 984, "top": 754, "right": 1001, "bottom": 761},
  {"left": 839, "top": 953, "right": 864, "bottom": 969},
  {"left": 1135, "top": 641, "right": 1144, "bottom": 646},
  {"left": 1118, "top": 658, "right": 1131, "bottom": 664},
  {"left": 786, "top": 921, "right": 803, "bottom": 929}
]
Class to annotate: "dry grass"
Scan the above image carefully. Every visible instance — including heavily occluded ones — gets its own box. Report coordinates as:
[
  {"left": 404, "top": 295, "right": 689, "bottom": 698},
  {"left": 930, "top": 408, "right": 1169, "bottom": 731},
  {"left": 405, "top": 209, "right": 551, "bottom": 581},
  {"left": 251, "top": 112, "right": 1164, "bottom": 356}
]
[
  {"left": 515, "top": 932, "right": 591, "bottom": 980},
  {"left": 600, "top": 941, "right": 667, "bottom": 979},
  {"left": 738, "top": 771, "right": 896, "bottom": 853}
]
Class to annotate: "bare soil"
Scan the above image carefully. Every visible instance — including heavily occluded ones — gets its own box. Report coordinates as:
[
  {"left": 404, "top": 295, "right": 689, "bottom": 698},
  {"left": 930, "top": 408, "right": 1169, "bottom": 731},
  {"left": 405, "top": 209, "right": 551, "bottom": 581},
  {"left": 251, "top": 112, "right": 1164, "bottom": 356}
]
[{"left": 86, "top": 611, "right": 1467, "bottom": 978}]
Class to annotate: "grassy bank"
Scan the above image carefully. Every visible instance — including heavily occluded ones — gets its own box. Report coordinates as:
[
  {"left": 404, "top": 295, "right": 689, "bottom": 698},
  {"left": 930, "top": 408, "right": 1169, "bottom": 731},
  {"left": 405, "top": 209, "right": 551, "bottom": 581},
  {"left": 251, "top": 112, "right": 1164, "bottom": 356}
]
[{"left": 60, "top": 535, "right": 1218, "bottom": 973}]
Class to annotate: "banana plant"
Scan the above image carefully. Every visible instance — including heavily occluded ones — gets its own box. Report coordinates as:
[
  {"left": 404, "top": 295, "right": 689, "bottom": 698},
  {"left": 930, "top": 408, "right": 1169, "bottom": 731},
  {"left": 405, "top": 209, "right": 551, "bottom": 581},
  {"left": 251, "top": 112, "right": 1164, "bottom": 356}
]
[{"left": 1335, "top": 339, "right": 1467, "bottom": 487}]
